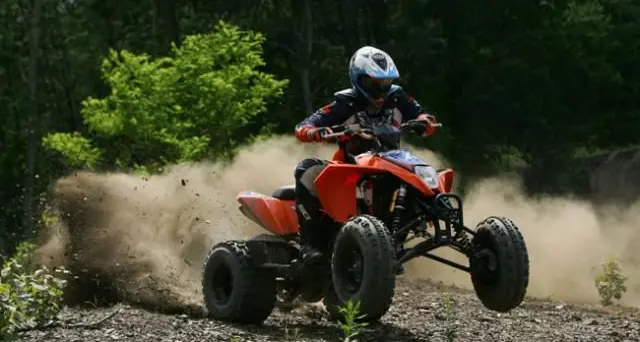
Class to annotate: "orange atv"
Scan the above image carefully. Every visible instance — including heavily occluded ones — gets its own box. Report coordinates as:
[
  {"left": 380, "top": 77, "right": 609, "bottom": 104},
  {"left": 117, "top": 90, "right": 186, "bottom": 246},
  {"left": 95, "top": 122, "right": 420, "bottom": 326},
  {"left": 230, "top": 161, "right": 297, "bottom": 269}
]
[{"left": 201, "top": 116, "right": 530, "bottom": 325}]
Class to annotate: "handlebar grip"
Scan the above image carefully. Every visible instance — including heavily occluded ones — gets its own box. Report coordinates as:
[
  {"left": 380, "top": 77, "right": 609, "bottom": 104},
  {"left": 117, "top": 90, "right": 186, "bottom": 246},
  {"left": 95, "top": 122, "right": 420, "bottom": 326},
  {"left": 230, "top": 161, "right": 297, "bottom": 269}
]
[
  {"left": 321, "top": 132, "right": 344, "bottom": 139},
  {"left": 401, "top": 120, "right": 443, "bottom": 128},
  {"left": 330, "top": 124, "right": 347, "bottom": 133}
]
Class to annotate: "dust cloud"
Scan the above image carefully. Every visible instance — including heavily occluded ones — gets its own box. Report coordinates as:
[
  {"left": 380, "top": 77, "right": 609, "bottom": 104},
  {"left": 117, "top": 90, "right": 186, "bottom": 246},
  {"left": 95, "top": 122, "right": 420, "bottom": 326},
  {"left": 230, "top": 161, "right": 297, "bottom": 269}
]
[
  {"left": 36, "top": 137, "right": 334, "bottom": 313},
  {"left": 35, "top": 135, "right": 640, "bottom": 313},
  {"left": 406, "top": 174, "right": 640, "bottom": 307}
]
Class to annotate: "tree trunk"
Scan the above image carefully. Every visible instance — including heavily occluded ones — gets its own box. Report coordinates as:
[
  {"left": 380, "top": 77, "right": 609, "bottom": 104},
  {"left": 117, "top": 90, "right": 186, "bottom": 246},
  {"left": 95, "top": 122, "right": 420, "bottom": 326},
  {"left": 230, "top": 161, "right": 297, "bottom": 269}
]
[
  {"left": 336, "top": 0, "right": 356, "bottom": 53},
  {"left": 368, "top": 0, "right": 388, "bottom": 45},
  {"left": 292, "top": 0, "right": 314, "bottom": 114},
  {"left": 24, "top": 0, "right": 44, "bottom": 234},
  {"left": 300, "top": 0, "right": 313, "bottom": 113},
  {"left": 154, "top": 0, "right": 180, "bottom": 48}
]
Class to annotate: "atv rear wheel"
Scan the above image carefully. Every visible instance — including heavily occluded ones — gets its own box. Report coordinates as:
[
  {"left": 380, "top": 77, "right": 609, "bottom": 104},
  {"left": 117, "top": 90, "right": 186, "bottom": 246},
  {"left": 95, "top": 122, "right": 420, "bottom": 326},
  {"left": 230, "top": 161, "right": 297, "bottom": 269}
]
[
  {"left": 202, "top": 241, "right": 276, "bottom": 324},
  {"left": 323, "top": 215, "right": 396, "bottom": 322},
  {"left": 470, "top": 216, "right": 530, "bottom": 312}
]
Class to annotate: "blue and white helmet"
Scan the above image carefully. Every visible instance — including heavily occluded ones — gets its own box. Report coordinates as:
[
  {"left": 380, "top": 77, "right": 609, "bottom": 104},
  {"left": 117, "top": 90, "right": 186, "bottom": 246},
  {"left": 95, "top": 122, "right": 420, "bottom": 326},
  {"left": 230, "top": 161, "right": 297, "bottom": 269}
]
[{"left": 348, "top": 46, "right": 400, "bottom": 106}]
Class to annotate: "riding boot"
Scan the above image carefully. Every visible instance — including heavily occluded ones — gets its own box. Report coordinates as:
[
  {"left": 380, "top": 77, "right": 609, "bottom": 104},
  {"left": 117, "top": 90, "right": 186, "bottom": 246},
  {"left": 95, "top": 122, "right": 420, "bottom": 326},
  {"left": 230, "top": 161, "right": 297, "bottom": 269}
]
[
  {"left": 295, "top": 188, "right": 326, "bottom": 265},
  {"left": 294, "top": 158, "right": 331, "bottom": 265}
]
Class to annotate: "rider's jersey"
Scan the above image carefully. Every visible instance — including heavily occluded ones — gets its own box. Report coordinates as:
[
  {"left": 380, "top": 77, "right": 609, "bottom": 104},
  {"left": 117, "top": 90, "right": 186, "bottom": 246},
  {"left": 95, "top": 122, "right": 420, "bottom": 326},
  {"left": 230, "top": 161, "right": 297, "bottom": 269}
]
[{"left": 295, "top": 86, "right": 437, "bottom": 161}]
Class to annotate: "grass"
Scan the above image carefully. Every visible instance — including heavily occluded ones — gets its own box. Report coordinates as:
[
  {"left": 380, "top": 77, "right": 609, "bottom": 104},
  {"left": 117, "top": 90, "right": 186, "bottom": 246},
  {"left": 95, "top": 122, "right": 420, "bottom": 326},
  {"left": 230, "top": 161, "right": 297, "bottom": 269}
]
[
  {"left": 441, "top": 294, "right": 457, "bottom": 342},
  {"left": 337, "top": 300, "right": 369, "bottom": 342}
]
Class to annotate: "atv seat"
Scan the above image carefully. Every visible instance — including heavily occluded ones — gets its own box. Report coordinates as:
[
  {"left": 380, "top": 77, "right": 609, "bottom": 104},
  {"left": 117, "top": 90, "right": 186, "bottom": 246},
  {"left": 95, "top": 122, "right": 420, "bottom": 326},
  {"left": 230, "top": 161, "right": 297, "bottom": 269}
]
[{"left": 272, "top": 185, "right": 296, "bottom": 200}]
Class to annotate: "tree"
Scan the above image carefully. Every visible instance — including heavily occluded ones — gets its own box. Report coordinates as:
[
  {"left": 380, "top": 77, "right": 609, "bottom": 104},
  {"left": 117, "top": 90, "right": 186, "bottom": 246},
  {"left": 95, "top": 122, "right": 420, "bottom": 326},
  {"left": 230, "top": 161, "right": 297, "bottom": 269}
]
[{"left": 42, "top": 20, "right": 289, "bottom": 172}]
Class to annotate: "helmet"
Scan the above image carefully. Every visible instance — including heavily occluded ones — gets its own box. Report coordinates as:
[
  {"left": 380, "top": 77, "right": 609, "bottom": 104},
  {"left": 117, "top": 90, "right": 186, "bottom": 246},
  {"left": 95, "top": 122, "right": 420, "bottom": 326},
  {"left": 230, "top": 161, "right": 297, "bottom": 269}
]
[{"left": 348, "top": 46, "right": 400, "bottom": 106}]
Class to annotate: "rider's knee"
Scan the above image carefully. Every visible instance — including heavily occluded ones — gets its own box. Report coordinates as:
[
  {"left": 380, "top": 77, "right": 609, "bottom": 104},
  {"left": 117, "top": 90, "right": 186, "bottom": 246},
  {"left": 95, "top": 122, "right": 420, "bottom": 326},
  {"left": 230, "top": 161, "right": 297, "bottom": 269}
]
[{"left": 294, "top": 158, "right": 325, "bottom": 180}]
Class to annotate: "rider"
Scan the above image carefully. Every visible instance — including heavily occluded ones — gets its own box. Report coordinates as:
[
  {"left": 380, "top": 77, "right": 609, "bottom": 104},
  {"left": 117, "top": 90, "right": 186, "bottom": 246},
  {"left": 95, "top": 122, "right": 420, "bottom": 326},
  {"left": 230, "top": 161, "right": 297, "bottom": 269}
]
[{"left": 293, "top": 46, "right": 438, "bottom": 264}]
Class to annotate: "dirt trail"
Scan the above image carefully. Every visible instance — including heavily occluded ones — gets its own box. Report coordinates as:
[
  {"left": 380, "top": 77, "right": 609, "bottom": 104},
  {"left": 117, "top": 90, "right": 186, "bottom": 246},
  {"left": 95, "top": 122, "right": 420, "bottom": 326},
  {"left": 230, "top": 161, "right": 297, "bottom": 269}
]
[
  {"left": 35, "top": 135, "right": 640, "bottom": 313},
  {"left": 18, "top": 279, "right": 640, "bottom": 342}
]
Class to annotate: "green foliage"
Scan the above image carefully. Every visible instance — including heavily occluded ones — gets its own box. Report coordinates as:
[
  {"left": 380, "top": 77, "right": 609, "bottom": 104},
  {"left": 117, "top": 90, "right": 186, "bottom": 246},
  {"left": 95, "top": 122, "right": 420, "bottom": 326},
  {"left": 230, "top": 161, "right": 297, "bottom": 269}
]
[
  {"left": 594, "top": 255, "right": 628, "bottom": 306},
  {"left": 42, "top": 132, "right": 103, "bottom": 169},
  {"left": 42, "top": 20, "right": 288, "bottom": 172},
  {"left": 283, "top": 324, "right": 301, "bottom": 341},
  {"left": 40, "top": 205, "right": 59, "bottom": 231},
  {"left": 0, "top": 242, "right": 70, "bottom": 337},
  {"left": 337, "top": 300, "right": 369, "bottom": 342},
  {"left": 441, "top": 295, "right": 457, "bottom": 342}
]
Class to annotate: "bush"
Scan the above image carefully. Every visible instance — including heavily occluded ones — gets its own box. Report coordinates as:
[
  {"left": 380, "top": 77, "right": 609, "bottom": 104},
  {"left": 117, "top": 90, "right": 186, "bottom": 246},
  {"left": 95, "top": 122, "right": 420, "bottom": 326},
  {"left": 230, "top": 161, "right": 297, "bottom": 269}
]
[
  {"left": 0, "top": 242, "right": 70, "bottom": 337},
  {"left": 594, "top": 255, "right": 628, "bottom": 306}
]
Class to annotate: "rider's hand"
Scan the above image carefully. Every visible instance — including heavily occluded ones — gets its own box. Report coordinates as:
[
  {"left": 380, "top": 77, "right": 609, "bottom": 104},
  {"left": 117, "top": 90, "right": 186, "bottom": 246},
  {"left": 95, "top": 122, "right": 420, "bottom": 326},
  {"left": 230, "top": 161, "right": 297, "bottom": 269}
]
[
  {"left": 307, "top": 127, "right": 334, "bottom": 142},
  {"left": 404, "top": 119, "right": 430, "bottom": 136},
  {"left": 410, "top": 114, "right": 438, "bottom": 136}
]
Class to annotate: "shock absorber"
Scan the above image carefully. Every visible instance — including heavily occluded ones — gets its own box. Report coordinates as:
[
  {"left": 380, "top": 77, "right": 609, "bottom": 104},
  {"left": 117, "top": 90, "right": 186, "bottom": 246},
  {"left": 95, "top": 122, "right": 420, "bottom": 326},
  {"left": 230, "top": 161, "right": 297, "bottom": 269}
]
[
  {"left": 390, "top": 185, "right": 408, "bottom": 275},
  {"left": 391, "top": 185, "right": 407, "bottom": 234}
]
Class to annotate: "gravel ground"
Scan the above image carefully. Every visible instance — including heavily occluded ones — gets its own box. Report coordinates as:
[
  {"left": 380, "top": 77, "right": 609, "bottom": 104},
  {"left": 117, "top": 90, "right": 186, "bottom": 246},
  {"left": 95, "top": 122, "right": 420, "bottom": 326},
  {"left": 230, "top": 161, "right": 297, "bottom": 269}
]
[{"left": 17, "top": 279, "right": 640, "bottom": 342}]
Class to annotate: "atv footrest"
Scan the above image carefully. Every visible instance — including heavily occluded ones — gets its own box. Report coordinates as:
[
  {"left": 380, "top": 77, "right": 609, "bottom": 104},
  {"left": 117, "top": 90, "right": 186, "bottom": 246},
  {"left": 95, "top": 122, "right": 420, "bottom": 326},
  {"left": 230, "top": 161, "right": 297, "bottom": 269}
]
[{"left": 245, "top": 238, "right": 299, "bottom": 268}]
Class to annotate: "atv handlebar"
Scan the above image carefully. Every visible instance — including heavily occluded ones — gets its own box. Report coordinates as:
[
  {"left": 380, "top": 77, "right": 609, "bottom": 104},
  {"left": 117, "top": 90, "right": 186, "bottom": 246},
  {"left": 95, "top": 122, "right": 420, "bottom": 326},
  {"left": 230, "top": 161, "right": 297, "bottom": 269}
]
[
  {"left": 321, "top": 124, "right": 373, "bottom": 139},
  {"left": 321, "top": 120, "right": 442, "bottom": 140}
]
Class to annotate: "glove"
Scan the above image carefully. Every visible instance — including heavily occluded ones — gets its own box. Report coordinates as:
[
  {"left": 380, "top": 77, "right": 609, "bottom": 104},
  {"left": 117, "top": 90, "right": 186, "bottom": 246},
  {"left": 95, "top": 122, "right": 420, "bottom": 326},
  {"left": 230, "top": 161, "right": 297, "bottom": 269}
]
[
  {"left": 306, "top": 127, "right": 334, "bottom": 142},
  {"left": 403, "top": 119, "right": 430, "bottom": 136}
]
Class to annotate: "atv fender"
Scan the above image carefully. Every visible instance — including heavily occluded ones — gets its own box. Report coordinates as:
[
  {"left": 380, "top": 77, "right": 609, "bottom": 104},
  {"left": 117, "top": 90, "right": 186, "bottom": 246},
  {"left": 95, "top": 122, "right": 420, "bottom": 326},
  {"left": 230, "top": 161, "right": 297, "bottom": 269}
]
[
  {"left": 237, "top": 192, "right": 299, "bottom": 235},
  {"left": 314, "top": 164, "right": 383, "bottom": 223},
  {"left": 438, "top": 168, "right": 455, "bottom": 193}
]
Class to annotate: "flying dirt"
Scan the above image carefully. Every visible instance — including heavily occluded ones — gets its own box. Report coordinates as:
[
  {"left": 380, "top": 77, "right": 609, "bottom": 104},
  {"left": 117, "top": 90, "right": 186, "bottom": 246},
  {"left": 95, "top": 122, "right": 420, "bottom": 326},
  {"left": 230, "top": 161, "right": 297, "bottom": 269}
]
[{"left": 35, "top": 135, "right": 640, "bottom": 314}]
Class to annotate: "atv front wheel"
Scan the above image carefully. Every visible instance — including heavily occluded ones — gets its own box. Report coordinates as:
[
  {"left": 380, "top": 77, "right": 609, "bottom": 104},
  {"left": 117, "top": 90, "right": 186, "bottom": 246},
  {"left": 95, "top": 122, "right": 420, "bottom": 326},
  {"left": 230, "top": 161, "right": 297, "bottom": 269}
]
[
  {"left": 470, "top": 216, "right": 530, "bottom": 312},
  {"left": 323, "top": 215, "right": 396, "bottom": 321},
  {"left": 202, "top": 241, "right": 276, "bottom": 324}
]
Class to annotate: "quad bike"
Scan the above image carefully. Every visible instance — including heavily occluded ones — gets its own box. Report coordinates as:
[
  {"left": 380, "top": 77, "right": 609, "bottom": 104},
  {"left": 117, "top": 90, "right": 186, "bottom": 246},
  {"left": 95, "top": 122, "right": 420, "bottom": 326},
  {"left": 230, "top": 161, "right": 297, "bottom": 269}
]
[{"left": 201, "top": 114, "right": 530, "bottom": 325}]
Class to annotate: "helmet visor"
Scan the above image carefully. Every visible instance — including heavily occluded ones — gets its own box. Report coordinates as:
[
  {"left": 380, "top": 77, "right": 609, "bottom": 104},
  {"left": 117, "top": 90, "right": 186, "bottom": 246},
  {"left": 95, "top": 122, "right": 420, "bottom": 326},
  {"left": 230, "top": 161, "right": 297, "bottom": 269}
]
[{"left": 360, "top": 76, "right": 393, "bottom": 99}]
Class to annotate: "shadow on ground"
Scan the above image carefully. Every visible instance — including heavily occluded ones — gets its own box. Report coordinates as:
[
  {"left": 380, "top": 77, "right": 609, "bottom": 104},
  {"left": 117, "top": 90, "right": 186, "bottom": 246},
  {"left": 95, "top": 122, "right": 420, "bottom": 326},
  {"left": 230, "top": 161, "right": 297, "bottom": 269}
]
[{"left": 230, "top": 319, "right": 432, "bottom": 342}]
